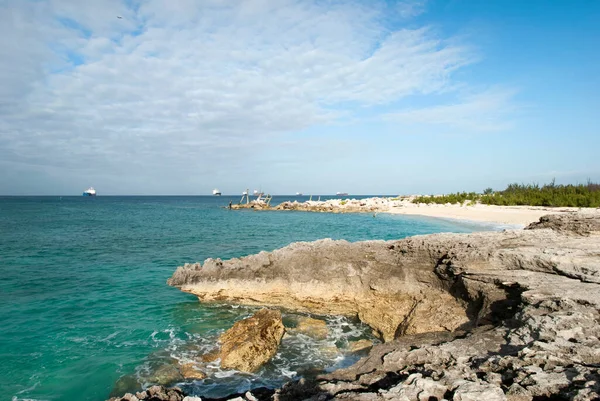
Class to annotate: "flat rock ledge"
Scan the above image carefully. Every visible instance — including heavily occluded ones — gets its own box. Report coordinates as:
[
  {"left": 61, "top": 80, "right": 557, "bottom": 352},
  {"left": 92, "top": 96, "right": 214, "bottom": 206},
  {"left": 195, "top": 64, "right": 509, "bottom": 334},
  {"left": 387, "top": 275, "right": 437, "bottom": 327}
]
[{"left": 164, "top": 212, "right": 600, "bottom": 400}]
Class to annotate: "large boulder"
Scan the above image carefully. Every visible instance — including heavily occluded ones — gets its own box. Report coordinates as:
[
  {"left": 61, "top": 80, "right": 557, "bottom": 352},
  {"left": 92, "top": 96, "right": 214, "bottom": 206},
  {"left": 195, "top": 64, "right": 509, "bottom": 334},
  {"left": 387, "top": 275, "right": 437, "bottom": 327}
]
[{"left": 219, "top": 308, "right": 285, "bottom": 373}]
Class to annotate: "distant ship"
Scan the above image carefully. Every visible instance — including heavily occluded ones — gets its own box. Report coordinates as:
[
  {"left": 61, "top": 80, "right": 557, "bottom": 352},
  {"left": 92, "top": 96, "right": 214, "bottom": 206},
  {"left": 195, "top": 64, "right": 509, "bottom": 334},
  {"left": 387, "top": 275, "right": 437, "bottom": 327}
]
[
  {"left": 336, "top": 192, "right": 348, "bottom": 196},
  {"left": 83, "top": 187, "right": 97, "bottom": 196},
  {"left": 296, "top": 192, "right": 303, "bottom": 196},
  {"left": 212, "top": 188, "right": 222, "bottom": 196}
]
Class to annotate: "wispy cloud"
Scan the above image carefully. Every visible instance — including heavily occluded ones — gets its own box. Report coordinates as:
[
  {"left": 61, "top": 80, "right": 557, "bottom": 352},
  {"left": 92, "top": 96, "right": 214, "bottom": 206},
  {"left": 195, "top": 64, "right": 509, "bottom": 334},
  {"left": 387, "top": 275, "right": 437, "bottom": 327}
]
[
  {"left": 0, "top": 0, "right": 512, "bottom": 193},
  {"left": 397, "top": 0, "right": 428, "bottom": 18},
  {"left": 384, "top": 88, "right": 518, "bottom": 131}
]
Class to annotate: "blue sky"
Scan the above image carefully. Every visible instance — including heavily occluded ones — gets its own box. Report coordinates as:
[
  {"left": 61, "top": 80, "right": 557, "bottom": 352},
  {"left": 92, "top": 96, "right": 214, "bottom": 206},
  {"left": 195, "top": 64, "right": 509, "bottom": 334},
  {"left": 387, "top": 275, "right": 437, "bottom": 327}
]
[{"left": 0, "top": 0, "right": 598, "bottom": 195}]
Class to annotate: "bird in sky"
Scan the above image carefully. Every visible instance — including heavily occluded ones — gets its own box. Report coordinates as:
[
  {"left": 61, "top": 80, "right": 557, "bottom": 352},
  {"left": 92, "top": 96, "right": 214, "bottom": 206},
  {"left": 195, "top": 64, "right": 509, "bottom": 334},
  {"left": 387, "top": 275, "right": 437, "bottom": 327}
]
[{"left": 117, "top": 16, "right": 122, "bottom": 19}]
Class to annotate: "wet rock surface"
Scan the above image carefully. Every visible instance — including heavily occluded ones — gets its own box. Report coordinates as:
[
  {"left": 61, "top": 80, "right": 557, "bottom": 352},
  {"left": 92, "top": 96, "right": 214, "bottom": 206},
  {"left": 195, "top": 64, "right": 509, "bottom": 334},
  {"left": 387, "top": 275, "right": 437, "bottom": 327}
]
[
  {"left": 179, "top": 363, "right": 207, "bottom": 380},
  {"left": 164, "top": 213, "right": 600, "bottom": 400},
  {"left": 108, "top": 385, "right": 186, "bottom": 401},
  {"left": 287, "top": 316, "right": 329, "bottom": 340},
  {"left": 219, "top": 308, "right": 285, "bottom": 373},
  {"left": 348, "top": 339, "right": 373, "bottom": 353}
]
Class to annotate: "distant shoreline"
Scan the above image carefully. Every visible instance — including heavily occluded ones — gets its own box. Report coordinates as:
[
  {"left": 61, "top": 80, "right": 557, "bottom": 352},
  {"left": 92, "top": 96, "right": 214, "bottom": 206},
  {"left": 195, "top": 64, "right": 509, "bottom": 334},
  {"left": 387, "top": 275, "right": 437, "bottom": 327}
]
[
  {"left": 384, "top": 202, "right": 594, "bottom": 227},
  {"left": 230, "top": 195, "right": 600, "bottom": 227}
]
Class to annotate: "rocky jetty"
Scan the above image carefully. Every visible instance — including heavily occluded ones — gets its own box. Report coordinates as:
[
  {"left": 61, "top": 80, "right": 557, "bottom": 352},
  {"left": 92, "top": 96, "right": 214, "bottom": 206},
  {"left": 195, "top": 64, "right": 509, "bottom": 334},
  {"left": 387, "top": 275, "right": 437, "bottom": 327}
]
[
  {"left": 230, "top": 197, "right": 399, "bottom": 213},
  {"left": 167, "top": 212, "right": 600, "bottom": 400}
]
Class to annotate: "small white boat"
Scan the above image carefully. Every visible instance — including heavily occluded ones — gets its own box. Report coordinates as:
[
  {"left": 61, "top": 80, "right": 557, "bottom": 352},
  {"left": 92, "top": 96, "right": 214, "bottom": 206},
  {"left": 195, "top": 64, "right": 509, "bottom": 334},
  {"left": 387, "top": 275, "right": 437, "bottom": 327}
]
[
  {"left": 83, "top": 187, "right": 96, "bottom": 196},
  {"left": 212, "top": 188, "right": 222, "bottom": 196},
  {"left": 296, "top": 192, "right": 303, "bottom": 196},
  {"left": 336, "top": 192, "right": 348, "bottom": 196}
]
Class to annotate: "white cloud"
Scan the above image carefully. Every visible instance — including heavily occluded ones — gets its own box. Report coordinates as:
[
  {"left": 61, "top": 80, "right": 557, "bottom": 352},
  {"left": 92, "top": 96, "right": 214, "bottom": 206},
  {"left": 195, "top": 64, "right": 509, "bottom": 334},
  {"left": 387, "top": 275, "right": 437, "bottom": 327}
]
[
  {"left": 0, "top": 0, "right": 508, "bottom": 193},
  {"left": 396, "top": 0, "right": 428, "bottom": 18},
  {"left": 384, "top": 88, "right": 518, "bottom": 131}
]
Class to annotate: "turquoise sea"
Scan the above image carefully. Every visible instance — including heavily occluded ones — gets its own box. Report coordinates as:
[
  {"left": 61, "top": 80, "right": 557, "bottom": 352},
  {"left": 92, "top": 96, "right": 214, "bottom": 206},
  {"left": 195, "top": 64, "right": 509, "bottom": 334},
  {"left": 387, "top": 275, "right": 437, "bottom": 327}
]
[{"left": 0, "top": 196, "right": 496, "bottom": 401}]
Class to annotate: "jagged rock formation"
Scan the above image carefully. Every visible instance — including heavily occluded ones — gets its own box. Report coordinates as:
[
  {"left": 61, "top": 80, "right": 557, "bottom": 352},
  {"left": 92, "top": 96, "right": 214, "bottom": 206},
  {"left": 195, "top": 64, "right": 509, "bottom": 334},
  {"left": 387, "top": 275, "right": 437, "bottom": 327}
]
[
  {"left": 272, "top": 199, "right": 387, "bottom": 213},
  {"left": 219, "top": 308, "right": 285, "bottom": 373},
  {"left": 108, "top": 385, "right": 186, "bottom": 401},
  {"left": 230, "top": 198, "right": 396, "bottom": 213},
  {"left": 166, "top": 213, "right": 600, "bottom": 400},
  {"left": 272, "top": 295, "right": 600, "bottom": 400},
  {"left": 168, "top": 237, "right": 472, "bottom": 342},
  {"left": 525, "top": 212, "right": 600, "bottom": 235}
]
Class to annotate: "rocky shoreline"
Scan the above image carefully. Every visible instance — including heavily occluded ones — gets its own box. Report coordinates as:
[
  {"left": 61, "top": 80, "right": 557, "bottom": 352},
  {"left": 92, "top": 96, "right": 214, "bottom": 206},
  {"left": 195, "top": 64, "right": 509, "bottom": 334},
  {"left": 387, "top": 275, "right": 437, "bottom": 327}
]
[
  {"left": 230, "top": 197, "right": 394, "bottom": 213},
  {"left": 112, "top": 213, "right": 600, "bottom": 400},
  {"left": 230, "top": 196, "right": 600, "bottom": 226}
]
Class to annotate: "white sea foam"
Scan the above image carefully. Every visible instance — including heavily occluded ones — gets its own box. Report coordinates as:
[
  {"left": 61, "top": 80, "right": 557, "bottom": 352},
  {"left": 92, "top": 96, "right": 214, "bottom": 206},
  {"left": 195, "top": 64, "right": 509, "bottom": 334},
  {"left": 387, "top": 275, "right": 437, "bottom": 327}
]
[
  {"left": 132, "top": 312, "right": 377, "bottom": 398},
  {"left": 12, "top": 398, "right": 49, "bottom": 401},
  {"left": 15, "top": 380, "right": 40, "bottom": 395}
]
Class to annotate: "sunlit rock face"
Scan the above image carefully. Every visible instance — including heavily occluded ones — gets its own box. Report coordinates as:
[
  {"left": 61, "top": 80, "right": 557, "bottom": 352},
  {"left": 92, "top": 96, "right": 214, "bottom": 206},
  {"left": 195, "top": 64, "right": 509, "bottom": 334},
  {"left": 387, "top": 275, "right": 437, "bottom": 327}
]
[
  {"left": 218, "top": 308, "right": 285, "bottom": 373},
  {"left": 166, "top": 212, "right": 600, "bottom": 400}
]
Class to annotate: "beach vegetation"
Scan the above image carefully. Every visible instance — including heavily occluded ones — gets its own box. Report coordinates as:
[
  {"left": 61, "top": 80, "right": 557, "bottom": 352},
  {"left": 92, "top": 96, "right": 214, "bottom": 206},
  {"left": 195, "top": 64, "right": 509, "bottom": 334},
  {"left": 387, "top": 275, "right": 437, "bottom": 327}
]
[
  {"left": 413, "top": 191, "right": 478, "bottom": 205},
  {"left": 412, "top": 180, "right": 600, "bottom": 208}
]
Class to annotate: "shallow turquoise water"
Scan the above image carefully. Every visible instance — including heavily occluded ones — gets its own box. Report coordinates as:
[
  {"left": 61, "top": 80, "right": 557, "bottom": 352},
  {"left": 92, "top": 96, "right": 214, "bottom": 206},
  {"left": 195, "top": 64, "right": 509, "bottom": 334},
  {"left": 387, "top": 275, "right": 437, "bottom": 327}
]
[{"left": 0, "top": 196, "right": 492, "bottom": 401}]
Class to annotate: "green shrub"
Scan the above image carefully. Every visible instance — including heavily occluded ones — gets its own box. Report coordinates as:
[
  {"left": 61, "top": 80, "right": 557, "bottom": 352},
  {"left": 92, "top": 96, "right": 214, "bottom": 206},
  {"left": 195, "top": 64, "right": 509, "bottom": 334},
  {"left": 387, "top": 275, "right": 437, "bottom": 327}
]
[{"left": 412, "top": 181, "right": 600, "bottom": 208}]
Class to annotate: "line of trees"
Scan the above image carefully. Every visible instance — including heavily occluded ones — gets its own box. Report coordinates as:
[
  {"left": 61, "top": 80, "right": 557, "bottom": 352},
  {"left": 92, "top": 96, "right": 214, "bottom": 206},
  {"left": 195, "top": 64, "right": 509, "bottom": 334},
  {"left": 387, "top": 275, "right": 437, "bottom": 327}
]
[{"left": 412, "top": 180, "right": 600, "bottom": 208}]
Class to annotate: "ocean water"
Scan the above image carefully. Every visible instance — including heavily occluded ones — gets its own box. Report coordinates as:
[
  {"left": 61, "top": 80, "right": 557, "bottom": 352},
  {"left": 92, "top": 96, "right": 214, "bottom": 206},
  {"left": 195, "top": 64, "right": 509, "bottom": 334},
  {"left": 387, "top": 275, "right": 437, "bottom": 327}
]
[{"left": 0, "top": 196, "right": 495, "bottom": 401}]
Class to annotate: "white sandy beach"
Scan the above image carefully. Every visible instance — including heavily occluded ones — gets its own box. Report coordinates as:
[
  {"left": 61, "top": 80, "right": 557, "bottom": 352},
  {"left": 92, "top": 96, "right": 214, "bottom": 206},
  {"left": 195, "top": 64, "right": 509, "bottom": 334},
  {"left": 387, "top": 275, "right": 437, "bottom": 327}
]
[
  {"left": 238, "top": 196, "right": 600, "bottom": 227},
  {"left": 386, "top": 201, "right": 599, "bottom": 227}
]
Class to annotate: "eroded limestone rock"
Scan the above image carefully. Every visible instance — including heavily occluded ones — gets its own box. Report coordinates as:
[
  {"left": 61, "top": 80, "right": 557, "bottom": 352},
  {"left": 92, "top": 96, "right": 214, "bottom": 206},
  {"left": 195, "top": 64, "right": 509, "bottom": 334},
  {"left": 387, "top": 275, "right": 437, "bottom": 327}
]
[
  {"left": 108, "top": 386, "right": 186, "bottom": 401},
  {"left": 166, "top": 212, "right": 600, "bottom": 400},
  {"left": 348, "top": 339, "right": 374, "bottom": 352},
  {"left": 168, "top": 238, "right": 473, "bottom": 342},
  {"left": 179, "top": 363, "right": 206, "bottom": 380},
  {"left": 287, "top": 316, "right": 328, "bottom": 340},
  {"left": 219, "top": 308, "right": 285, "bottom": 373}
]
